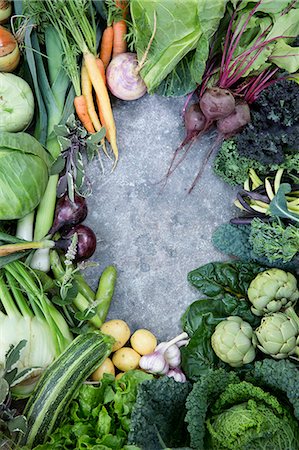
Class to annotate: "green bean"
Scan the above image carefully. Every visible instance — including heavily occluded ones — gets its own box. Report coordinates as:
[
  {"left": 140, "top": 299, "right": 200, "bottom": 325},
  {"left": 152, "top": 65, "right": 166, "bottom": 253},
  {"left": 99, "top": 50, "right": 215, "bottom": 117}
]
[{"left": 95, "top": 265, "right": 117, "bottom": 326}]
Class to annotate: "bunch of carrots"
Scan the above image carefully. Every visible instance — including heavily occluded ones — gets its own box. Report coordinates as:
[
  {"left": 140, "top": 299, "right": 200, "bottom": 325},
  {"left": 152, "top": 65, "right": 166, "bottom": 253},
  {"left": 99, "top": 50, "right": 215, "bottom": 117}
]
[{"left": 74, "top": 0, "right": 128, "bottom": 166}]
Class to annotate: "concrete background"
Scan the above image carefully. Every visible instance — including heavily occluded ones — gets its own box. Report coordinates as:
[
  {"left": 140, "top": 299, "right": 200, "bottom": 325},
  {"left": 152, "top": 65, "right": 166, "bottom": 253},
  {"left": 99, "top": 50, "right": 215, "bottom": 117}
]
[{"left": 85, "top": 94, "right": 237, "bottom": 340}]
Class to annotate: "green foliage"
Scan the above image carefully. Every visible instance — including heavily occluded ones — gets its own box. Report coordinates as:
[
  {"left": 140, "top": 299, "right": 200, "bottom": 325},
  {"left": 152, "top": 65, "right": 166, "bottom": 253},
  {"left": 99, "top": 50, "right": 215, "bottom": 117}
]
[
  {"left": 0, "top": 342, "right": 28, "bottom": 448},
  {"left": 250, "top": 218, "right": 299, "bottom": 263},
  {"left": 213, "top": 139, "right": 299, "bottom": 186},
  {"left": 212, "top": 223, "right": 299, "bottom": 272},
  {"left": 128, "top": 377, "right": 192, "bottom": 449},
  {"left": 185, "top": 365, "right": 299, "bottom": 450},
  {"left": 181, "top": 261, "right": 262, "bottom": 380},
  {"left": 33, "top": 371, "right": 152, "bottom": 449},
  {"left": 130, "top": 0, "right": 228, "bottom": 95},
  {"left": 236, "top": 80, "right": 299, "bottom": 166}
]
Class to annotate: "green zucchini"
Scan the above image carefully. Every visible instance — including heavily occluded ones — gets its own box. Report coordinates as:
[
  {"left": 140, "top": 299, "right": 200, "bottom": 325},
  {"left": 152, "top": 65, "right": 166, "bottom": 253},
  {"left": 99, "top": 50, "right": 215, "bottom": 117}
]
[{"left": 21, "top": 331, "right": 114, "bottom": 448}]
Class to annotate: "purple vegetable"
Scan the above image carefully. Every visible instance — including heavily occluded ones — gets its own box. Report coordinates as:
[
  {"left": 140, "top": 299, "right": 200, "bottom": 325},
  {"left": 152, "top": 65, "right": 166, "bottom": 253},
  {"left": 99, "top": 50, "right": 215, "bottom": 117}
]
[
  {"left": 56, "top": 224, "right": 97, "bottom": 262},
  {"left": 217, "top": 101, "right": 251, "bottom": 136},
  {"left": 200, "top": 87, "right": 235, "bottom": 121},
  {"left": 165, "top": 103, "right": 207, "bottom": 179},
  {"left": 49, "top": 194, "right": 88, "bottom": 235},
  {"left": 106, "top": 53, "right": 147, "bottom": 101}
]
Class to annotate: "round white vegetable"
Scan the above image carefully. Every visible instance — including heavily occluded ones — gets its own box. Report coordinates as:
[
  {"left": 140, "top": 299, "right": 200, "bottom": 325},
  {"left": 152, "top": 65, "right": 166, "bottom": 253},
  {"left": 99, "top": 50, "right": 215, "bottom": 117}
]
[
  {"left": 106, "top": 53, "right": 147, "bottom": 101},
  {"left": 0, "top": 73, "right": 34, "bottom": 132},
  {"left": 130, "top": 329, "right": 157, "bottom": 355}
]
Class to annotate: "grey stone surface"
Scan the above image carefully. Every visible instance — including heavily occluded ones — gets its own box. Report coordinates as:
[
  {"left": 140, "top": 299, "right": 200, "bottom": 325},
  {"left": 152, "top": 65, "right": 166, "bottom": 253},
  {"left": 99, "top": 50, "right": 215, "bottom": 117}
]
[{"left": 85, "top": 94, "right": 237, "bottom": 340}]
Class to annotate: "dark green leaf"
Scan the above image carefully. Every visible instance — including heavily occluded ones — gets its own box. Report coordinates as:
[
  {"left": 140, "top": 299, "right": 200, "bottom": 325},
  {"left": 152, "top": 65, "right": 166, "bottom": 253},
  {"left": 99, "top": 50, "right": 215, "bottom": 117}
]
[
  {"left": 4, "top": 368, "right": 18, "bottom": 386},
  {"left": 75, "top": 308, "right": 96, "bottom": 321},
  {"left": 7, "top": 415, "right": 27, "bottom": 434},
  {"left": 65, "top": 283, "right": 79, "bottom": 302},
  {"left": 50, "top": 155, "right": 66, "bottom": 175},
  {"left": 66, "top": 113, "right": 76, "bottom": 129},
  {"left": 54, "top": 124, "right": 69, "bottom": 137},
  {"left": 67, "top": 173, "right": 75, "bottom": 202},
  {"left": 0, "top": 378, "right": 9, "bottom": 404},
  {"left": 269, "top": 183, "right": 299, "bottom": 222},
  {"left": 52, "top": 295, "right": 73, "bottom": 306},
  {"left": 188, "top": 261, "right": 264, "bottom": 299},
  {"left": 0, "top": 251, "right": 31, "bottom": 269},
  {"left": 4, "top": 341, "right": 27, "bottom": 374},
  {"left": 87, "top": 128, "right": 106, "bottom": 145},
  {"left": 58, "top": 136, "right": 72, "bottom": 152},
  {"left": 0, "top": 232, "right": 26, "bottom": 244}
]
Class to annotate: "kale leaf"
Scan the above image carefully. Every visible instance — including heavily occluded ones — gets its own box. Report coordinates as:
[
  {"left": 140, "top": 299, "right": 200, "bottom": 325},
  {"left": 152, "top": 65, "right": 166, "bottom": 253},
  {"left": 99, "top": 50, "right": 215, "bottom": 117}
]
[
  {"left": 128, "top": 377, "right": 192, "bottom": 449},
  {"left": 236, "top": 79, "right": 299, "bottom": 165}
]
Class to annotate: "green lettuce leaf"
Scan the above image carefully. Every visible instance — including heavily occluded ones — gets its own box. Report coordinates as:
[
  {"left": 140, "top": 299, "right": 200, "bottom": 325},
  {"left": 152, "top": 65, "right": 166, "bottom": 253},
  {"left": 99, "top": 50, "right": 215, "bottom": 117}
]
[{"left": 271, "top": 41, "right": 299, "bottom": 73}]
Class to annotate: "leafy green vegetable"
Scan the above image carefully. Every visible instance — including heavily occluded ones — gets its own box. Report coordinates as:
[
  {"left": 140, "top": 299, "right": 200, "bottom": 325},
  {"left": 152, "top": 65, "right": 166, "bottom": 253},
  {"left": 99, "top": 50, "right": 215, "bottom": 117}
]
[
  {"left": 34, "top": 371, "right": 152, "bottom": 449},
  {"left": 236, "top": 79, "right": 299, "bottom": 166},
  {"left": 213, "top": 139, "right": 299, "bottom": 186},
  {"left": 250, "top": 218, "right": 299, "bottom": 263},
  {"left": 130, "top": 0, "right": 228, "bottom": 95},
  {"left": 0, "top": 132, "right": 50, "bottom": 220},
  {"left": 128, "top": 377, "right": 191, "bottom": 449},
  {"left": 269, "top": 183, "right": 299, "bottom": 222},
  {"left": 181, "top": 261, "right": 262, "bottom": 379},
  {"left": 212, "top": 223, "right": 299, "bottom": 272},
  {"left": 187, "top": 260, "right": 264, "bottom": 299},
  {"left": 185, "top": 365, "right": 299, "bottom": 450}
]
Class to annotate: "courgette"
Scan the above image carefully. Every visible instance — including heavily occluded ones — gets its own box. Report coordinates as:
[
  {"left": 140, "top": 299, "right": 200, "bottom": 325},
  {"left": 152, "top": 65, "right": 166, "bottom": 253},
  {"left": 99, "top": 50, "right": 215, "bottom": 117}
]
[{"left": 21, "top": 331, "right": 114, "bottom": 448}]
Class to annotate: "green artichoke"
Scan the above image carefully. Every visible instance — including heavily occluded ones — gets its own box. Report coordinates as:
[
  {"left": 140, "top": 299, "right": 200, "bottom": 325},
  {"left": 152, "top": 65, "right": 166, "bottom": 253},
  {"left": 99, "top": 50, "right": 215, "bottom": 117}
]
[
  {"left": 248, "top": 269, "right": 299, "bottom": 316},
  {"left": 255, "top": 312, "right": 299, "bottom": 359},
  {"left": 211, "top": 316, "right": 256, "bottom": 367}
]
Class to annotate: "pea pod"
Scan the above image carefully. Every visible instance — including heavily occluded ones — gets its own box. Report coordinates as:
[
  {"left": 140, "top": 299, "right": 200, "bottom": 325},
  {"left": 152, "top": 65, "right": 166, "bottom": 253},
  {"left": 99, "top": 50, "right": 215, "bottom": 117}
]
[{"left": 95, "top": 265, "right": 117, "bottom": 326}]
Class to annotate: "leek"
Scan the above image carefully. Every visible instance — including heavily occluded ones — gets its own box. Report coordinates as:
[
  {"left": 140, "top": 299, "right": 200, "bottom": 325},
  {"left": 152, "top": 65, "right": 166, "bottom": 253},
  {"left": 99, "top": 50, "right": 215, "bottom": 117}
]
[{"left": 0, "top": 261, "right": 72, "bottom": 397}]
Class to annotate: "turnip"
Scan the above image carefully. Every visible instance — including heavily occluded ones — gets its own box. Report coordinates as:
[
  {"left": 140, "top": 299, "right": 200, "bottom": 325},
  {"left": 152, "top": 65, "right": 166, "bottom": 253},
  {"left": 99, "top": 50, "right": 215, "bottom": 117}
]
[
  {"left": 217, "top": 101, "right": 251, "bottom": 136},
  {"left": 106, "top": 52, "right": 147, "bottom": 101},
  {"left": 199, "top": 87, "right": 235, "bottom": 121}
]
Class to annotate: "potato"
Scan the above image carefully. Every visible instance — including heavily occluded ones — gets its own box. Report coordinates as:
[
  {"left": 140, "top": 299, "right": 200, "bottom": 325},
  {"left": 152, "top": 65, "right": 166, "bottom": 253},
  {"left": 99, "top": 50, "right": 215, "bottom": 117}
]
[
  {"left": 130, "top": 329, "right": 157, "bottom": 355},
  {"left": 112, "top": 347, "right": 140, "bottom": 372},
  {"left": 115, "top": 372, "right": 125, "bottom": 380},
  {"left": 91, "top": 357, "right": 115, "bottom": 381},
  {"left": 101, "top": 319, "right": 131, "bottom": 352}
]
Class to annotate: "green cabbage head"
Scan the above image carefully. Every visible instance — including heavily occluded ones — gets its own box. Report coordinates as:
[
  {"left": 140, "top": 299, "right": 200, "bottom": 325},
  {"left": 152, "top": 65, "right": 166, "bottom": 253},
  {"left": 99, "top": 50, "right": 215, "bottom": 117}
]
[
  {"left": 206, "top": 381, "right": 299, "bottom": 449},
  {"left": 0, "top": 132, "right": 50, "bottom": 220}
]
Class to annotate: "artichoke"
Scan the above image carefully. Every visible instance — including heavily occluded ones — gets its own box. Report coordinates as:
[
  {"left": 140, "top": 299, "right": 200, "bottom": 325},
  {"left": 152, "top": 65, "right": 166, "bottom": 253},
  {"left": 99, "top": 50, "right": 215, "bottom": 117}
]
[
  {"left": 211, "top": 316, "right": 256, "bottom": 367},
  {"left": 255, "top": 312, "right": 299, "bottom": 359},
  {"left": 248, "top": 269, "right": 299, "bottom": 316}
]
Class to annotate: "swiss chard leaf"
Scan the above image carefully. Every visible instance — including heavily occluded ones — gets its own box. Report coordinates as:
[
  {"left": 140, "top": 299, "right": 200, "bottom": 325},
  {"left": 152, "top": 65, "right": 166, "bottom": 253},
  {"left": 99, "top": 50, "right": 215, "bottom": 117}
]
[{"left": 188, "top": 261, "right": 264, "bottom": 299}]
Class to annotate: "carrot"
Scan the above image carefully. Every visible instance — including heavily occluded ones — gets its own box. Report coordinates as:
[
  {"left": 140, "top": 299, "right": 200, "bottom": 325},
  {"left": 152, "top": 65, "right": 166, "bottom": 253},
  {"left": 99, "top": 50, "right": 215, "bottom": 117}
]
[
  {"left": 84, "top": 52, "right": 118, "bottom": 166},
  {"left": 100, "top": 25, "right": 114, "bottom": 69},
  {"left": 81, "top": 63, "right": 102, "bottom": 132},
  {"left": 74, "top": 95, "right": 95, "bottom": 133},
  {"left": 112, "top": 19, "right": 127, "bottom": 57},
  {"left": 96, "top": 58, "right": 106, "bottom": 85}
]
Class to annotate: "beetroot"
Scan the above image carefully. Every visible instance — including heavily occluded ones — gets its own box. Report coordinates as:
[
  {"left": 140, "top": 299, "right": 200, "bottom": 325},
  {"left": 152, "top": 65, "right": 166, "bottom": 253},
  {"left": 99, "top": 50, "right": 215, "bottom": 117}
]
[
  {"left": 184, "top": 103, "right": 206, "bottom": 134},
  {"left": 200, "top": 87, "right": 235, "bottom": 121},
  {"left": 217, "top": 101, "right": 251, "bottom": 136}
]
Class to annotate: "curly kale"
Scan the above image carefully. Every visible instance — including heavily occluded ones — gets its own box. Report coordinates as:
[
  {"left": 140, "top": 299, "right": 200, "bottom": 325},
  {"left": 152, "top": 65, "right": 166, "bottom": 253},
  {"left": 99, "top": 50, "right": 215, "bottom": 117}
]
[
  {"left": 128, "top": 377, "right": 191, "bottom": 449},
  {"left": 235, "top": 79, "right": 299, "bottom": 165},
  {"left": 249, "top": 218, "right": 299, "bottom": 263},
  {"left": 212, "top": 223, "right": 299, "bottom": 273},
  {"left": 213, "top": 139, "right": 299, "bottom": 186}
]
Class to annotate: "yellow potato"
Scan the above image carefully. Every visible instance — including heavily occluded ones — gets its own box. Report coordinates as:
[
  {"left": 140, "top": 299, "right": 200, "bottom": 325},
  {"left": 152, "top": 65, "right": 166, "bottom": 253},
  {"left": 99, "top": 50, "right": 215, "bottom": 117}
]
[
  {"left": 112, "top": 347, "right": 140, "bottom": 372},
  {"left": 101, "top": 319, "right": 131, "bottom": 352},
  {"left": 130, "top": 329, "right": 157, "bottom": 355},
  {"left": 115, "top": 372, "right": 125, "bottom": 380},
  {"left": 91, "top": 357, "right": 115, "bottom": 381}
]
